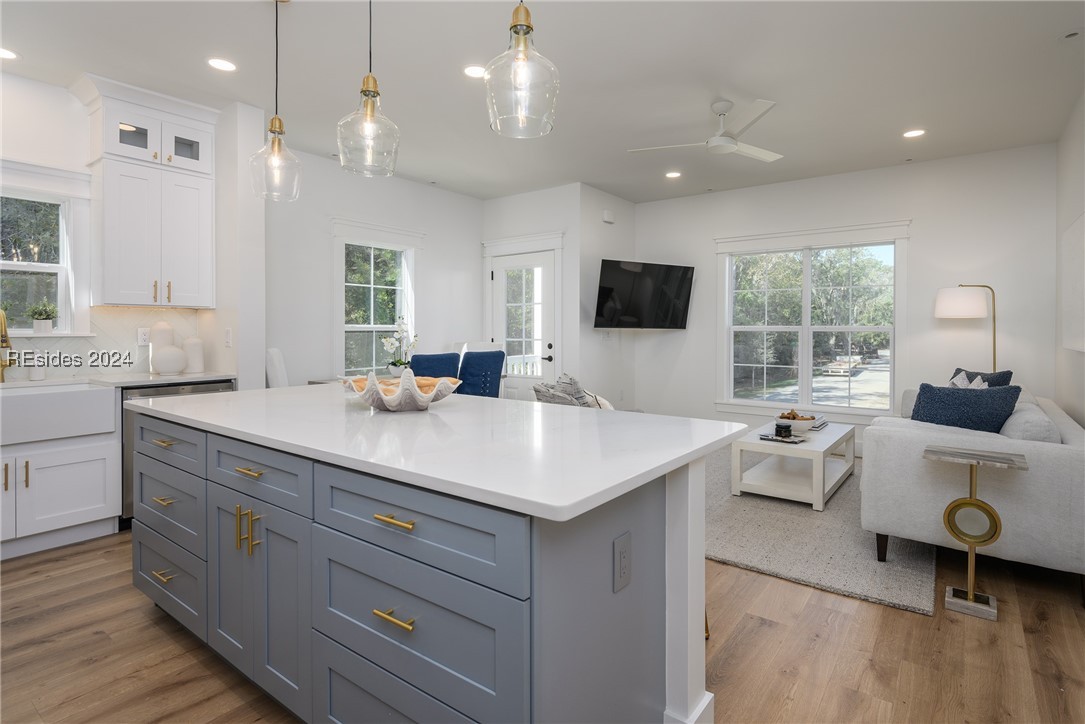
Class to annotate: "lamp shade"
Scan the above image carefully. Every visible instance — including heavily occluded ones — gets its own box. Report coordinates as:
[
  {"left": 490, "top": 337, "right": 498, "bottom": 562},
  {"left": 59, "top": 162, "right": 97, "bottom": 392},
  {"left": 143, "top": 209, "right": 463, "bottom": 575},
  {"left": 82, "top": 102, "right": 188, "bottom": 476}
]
[
  {"left": 934, "top": 287, "right": 989, "bottom": 318},
  {"left": 338, "top": 73, "right": 400, "bottom": 177},
  {"left": 484, "top": 4, "right": 559, "bottom": 139},
  {"left": 249, "top": 117, "right": 301, "bottom": 202}
]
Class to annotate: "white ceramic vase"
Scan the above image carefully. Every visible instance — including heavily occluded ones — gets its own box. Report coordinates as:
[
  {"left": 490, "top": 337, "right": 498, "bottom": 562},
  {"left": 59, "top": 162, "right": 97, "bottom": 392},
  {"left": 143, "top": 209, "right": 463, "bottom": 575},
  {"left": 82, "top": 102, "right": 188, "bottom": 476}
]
[
  {"left": 32, "top": 319, "right": 53, "bottom": 334},
  {"left": 153, "top": 345, "right": 186, "bottom": 376},
  {"left": 387, "top": 364, "right": 405, "bottom": 378}
]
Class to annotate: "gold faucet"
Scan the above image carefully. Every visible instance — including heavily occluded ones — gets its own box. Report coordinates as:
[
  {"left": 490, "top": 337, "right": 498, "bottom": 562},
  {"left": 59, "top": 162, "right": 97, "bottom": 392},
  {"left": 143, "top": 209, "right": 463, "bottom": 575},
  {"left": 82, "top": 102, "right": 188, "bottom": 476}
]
[{"left": 0, "top": 309, "right": 11, "bottom": 383}]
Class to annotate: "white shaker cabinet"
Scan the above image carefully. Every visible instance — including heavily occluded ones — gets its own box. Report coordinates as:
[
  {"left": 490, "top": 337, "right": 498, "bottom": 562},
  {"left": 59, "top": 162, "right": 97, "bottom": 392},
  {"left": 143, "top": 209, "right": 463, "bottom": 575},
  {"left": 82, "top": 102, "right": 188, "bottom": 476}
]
[
  {"left": 97, "top": 97, "right": 215, "bottom": 176},
  {"left": 0, "top": 441, "right": 119, "bottom": 543},
  {"left": 95, "top": 160, "right": 213, "bottom": 307}
]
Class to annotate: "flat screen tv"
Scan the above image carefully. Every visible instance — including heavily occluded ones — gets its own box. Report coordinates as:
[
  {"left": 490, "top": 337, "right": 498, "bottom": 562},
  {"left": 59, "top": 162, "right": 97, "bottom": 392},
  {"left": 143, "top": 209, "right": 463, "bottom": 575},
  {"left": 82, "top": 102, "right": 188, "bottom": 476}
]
[{"left": 594, "top": 259, "right": 695, "bottom": 329}]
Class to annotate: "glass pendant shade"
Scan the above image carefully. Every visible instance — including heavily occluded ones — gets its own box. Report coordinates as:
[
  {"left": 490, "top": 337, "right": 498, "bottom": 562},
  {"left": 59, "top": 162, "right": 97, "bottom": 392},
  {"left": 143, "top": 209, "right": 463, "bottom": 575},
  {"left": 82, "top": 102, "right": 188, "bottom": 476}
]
[
  {"left": 250, "top": 116, "right": 301, "bottom": 202},
  {"left": 484, "top": 4, "right": 559, "bottom": 139},
  {"left": 338, "top": 73, "right": 400, "bottom": 177}
]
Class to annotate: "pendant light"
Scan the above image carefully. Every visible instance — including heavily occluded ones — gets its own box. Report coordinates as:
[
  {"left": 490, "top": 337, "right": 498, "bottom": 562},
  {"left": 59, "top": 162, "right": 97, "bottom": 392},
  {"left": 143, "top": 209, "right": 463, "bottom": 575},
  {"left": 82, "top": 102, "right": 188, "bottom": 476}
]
[
  {"left": 337, "top": 0, "right": 400, "bottom": 176},
  {"left": 250, "top": 0, "right": 301, "bottom": 202},
  {"left": 484, "top": 1, "right": 559, "bottom": 139}
]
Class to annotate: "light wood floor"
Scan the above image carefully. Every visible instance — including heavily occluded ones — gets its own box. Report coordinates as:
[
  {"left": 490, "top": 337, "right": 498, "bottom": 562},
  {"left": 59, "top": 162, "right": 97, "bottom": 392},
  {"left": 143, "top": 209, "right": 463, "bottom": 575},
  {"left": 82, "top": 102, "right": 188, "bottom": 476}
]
[{"left": 2, "top": 533, "right": 1083, "bottom": 723}]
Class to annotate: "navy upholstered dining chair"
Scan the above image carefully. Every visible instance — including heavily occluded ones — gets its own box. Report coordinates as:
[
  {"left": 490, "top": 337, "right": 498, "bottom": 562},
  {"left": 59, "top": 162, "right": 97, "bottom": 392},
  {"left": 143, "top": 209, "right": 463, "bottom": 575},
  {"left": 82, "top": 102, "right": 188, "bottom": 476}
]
[
  {"left": 408, "top": 352, "right": 461, "bottom": 379},
  {"left": 455, "top": 350, "right": 506, "bottom": 398}
]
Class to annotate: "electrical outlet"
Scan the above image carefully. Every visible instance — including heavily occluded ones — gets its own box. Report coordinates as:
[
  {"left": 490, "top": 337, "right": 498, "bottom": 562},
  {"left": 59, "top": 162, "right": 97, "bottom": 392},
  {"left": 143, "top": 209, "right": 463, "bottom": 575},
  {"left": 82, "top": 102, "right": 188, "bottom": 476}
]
[
  {"left": 613, "top": 531, "right": 631, "bottom": 593},
  {"left": 137, "top": 328, "right": 150, "bottom": 346},
  {"left": 224, "top": 328, "right": 233, "bottom": 348}
]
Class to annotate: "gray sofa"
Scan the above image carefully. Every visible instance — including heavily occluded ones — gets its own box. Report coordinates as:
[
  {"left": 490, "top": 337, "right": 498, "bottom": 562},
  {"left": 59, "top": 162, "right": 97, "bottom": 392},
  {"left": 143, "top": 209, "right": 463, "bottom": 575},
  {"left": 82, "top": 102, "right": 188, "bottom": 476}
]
[{"left": 860, "top": 389, "right": 1085, "bottom": 575}]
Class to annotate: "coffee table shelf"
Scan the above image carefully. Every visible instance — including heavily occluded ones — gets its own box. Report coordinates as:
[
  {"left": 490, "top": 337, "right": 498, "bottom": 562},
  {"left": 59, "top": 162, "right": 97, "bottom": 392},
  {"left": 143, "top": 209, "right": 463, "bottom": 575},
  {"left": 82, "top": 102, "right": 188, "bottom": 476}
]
[{"left": 731, "top": 422, "right": 856, "bottom": 511}]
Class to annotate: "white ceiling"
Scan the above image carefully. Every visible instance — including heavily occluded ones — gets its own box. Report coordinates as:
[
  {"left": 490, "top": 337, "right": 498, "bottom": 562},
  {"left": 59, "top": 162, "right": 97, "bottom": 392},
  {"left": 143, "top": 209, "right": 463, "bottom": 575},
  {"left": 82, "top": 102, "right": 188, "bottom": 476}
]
[{"left": 3, "top": 1, "right": 1082, "bottom": 203}]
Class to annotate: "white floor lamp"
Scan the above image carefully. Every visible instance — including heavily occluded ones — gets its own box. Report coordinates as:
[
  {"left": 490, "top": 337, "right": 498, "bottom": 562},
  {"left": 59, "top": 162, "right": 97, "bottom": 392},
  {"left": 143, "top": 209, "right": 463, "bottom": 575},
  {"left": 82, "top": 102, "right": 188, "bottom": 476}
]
[{"left": 934, "top": 284, "right": 997, "bottom": 372}]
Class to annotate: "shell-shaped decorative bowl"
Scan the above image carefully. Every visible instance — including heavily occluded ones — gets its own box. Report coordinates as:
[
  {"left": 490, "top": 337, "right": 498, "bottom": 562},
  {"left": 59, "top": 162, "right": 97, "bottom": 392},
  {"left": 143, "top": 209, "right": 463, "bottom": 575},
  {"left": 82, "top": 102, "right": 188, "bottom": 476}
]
[{"left": 342, "top": 369, "right": 460, "bottom": 412}]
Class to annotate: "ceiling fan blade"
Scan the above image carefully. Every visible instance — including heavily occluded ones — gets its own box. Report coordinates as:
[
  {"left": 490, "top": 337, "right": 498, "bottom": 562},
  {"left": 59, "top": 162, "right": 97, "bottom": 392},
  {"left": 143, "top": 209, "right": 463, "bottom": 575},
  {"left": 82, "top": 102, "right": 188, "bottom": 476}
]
[
  {"left": 722, "top": 99, "right": 776, "bottom": 138},
  {"left": 733, "top": 142, "right": 782, "bottom": 162},
  {"left": 626, "top": 142, "right": 704, "bottom": 153}
]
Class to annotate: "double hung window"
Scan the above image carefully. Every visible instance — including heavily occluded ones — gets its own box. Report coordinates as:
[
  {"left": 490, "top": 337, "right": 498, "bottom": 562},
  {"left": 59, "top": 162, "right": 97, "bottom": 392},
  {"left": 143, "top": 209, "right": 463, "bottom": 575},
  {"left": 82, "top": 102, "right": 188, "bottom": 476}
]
[
  {"left": 724, "top": 238, "right": 897, "bottom": 413},
  {"left": 343, "top": 243, "right": 408, "bottom": 376},
  {"left": 0, "top": 195, "right": 72, "bottom": 332}
]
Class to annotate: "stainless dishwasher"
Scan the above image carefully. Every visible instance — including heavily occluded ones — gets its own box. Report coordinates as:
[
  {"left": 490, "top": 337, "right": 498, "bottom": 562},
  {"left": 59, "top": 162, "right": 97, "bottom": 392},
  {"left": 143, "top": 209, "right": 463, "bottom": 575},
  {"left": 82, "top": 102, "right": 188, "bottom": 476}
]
[{"left": 121, "top": 379, "right": 236, "bottom": 521}]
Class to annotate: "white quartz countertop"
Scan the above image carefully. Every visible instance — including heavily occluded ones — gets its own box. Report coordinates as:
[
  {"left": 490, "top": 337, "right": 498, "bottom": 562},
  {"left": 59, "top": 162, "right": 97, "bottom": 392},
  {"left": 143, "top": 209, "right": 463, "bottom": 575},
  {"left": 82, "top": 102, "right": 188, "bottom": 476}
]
[
  {"left": 89, "top": 371, "right": 236, "bottom": 388},
  {"left": 126, "top": 384, "right": 747, "bottom": 521}
]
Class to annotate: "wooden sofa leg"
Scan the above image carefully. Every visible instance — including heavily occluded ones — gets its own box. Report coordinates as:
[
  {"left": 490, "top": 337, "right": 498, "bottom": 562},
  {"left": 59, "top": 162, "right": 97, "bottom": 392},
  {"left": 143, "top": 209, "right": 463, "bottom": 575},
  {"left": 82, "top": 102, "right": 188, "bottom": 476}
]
[{"left": 876, "top": 534, "right": 888, "bottom": 562}]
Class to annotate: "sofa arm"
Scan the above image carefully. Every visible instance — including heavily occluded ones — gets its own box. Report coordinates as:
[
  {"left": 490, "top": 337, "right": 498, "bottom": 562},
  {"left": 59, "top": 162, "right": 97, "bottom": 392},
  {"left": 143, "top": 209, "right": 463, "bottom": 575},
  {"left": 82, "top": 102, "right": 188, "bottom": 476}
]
[{"left": 860, "top": 421, "right": 1085, "bottom": 574}]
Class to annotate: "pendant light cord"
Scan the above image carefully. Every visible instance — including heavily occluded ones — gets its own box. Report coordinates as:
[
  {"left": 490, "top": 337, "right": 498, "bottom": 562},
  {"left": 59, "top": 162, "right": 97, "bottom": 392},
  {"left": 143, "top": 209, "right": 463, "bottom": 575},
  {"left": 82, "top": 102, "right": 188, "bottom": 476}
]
[
  {"left": 368, "top": 0, "right": 373, "bottom": 74},
  {"left": 274, "top": 0, "right": 280, "bottom": 116}
]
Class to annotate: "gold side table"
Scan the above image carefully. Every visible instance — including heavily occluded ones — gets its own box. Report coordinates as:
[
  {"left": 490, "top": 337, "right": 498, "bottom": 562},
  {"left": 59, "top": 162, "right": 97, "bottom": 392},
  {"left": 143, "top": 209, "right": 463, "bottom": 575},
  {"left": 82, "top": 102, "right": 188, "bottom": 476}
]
[{"left": 923, "top": 445, "right": 1028, "bottom": 621}]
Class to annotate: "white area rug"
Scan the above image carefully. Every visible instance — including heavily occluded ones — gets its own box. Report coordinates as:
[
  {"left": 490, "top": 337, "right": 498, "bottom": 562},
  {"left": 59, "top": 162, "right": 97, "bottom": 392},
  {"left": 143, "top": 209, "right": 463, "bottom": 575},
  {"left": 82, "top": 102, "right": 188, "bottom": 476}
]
[{"left": 705, "top": 447, "right": 937, "bottom": 615}]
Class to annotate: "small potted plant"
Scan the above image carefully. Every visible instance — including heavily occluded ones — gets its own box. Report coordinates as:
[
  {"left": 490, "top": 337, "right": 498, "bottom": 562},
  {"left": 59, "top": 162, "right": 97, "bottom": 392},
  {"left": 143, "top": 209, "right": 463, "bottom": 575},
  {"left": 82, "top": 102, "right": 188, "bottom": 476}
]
[
  {"left": 380, "top": 317, "right": 418, "bottom": 377},
  {"left": 27, "top": 299, "right": 58, "bottom": 334}
]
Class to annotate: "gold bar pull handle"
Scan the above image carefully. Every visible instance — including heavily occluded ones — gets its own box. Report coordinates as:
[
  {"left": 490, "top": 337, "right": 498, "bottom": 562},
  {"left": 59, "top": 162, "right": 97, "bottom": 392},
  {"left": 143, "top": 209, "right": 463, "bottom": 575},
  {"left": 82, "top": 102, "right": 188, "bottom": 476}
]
[
  {"left": 234, "top": 466, "right": 265, "bottom": 480},
  {"left": 372, "top": 608, "right": 415, "bottom": 632},
  {"left": 153, "top": 280, "right": 158, "bottom": 303},
  {"left": 3, "top": 462, "right": 7, "bottom": 492},
  {"left": 152, "top": 496, "right": 177, "bottom": 507},
  {"left": 247, "top": 512, "right": 262, "bottom": 556},
  {"left": 166, "top": 281, "right": 172, "bottom": 303},
  {"left": 151, "top": 438, "right": 176, "bottom": 448},
  {"left": 373, "top": 513, "right": 415, "bottom": 532},
  {"left": 152, "top": 569, "right": 175, "bottom": 584},
  {"left": 235, "top": 504, "right": 249, "bottom": 550},
  {"left": 24, "top": 460, "right": 29, "bottom": 488}
]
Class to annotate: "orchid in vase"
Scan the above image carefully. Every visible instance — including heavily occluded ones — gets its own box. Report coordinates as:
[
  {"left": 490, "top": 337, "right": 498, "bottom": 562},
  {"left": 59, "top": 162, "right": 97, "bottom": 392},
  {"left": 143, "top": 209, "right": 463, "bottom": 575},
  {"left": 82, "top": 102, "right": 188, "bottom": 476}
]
[{"left": 380, "top": 317, "right": 418, "bottom": 375}]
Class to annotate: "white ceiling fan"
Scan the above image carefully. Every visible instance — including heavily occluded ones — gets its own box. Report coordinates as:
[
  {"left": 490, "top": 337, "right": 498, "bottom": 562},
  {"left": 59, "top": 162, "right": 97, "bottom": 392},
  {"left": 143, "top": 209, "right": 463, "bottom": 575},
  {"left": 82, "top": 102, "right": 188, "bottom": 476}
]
[{"left": 627, "top": 99, "right": 782, "bottom": 162}]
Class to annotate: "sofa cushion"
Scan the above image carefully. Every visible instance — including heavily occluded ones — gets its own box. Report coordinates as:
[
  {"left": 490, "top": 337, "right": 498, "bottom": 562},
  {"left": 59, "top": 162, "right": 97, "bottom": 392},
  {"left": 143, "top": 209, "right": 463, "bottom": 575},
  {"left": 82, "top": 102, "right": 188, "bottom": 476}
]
[
  {"left": 533, "top": 384, "right": 579, "bottom": 406},
  {"left": 551, "top": 374, "right": 599, "bottom": 408},
  {"left": 1000, "top": 402, "right": 1063, "bottom": 443},
  {"left": 949, "top": 369, "right": 988, "bottom": 388},
  {"left": 911, "top": 383, "right": 1021, "bottom": 433},
  {"left": 951, "top": 368, "right": 1013, "bottom": 387}
]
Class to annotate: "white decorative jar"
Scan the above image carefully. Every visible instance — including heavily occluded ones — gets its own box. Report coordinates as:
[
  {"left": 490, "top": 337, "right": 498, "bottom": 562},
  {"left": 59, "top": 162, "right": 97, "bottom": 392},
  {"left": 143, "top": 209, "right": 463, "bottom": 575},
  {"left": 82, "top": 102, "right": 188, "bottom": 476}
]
[
  {"left": 387, "top": 364, "right": 405, "bottom": 378},
  {"left": 149, "top": 321, "right": 174, "bottom": 373},
  {"left": 153, "top": 345, "right": 186, "bottom": 376},
  {"left": 182, "top": 337, "right": 205, "bottom": 374},
  {"left": 32, "top": 319, "right": 53, "bottom": 334}
]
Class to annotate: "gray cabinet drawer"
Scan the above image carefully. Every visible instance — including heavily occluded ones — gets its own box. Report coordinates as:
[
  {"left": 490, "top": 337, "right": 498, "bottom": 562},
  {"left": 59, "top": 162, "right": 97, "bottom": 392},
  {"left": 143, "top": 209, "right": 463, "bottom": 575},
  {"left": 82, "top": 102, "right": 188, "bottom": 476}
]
[
  {"left": 132, "top": 521, "right": 206, "bottom": 641},
  {"left": 312, "top": 630, "right": 473, "bottom": 724},
  {"left": 208, "top": 435, "right": 313, "bottom": 516},
  {"left": 312, "top": 525, "right": 529, "bottom": 724},
  {"left": 314, "top": 464, "right": 530, "bottom": 599},
  {"left": 134, "top": 453, "right": 206, "bottom": 559},
  {"left": 134, "top": 415, "right": 206, "bottom": 478}
]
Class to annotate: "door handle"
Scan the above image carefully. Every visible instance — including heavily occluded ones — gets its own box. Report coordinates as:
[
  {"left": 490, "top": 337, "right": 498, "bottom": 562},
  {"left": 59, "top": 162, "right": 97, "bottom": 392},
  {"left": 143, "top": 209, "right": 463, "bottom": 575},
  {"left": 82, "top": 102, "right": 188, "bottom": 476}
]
[
  {"left": 542, "top": 355, "right": 554, "bottom": 362},
  {"left": 373, "top": 513, "right": 416, "bottom": 532},
  {"left": 152, "top": 569, "right": 175, "bottom": 584},
  {"left": 247, "top": 512, "right": 262, "bottom": 556},
  {"left": 235, "top": 504, "right": 249, "bottom": 550},
  {"left": 152, "top": 496, "right": 176, "bottom": 507},
  {"left": 153, "top": 280, "right": 158, "bottom": 303},
  {"left": 167, "top": 281, "right": 172, "bottom": 303},
  {"left": 3, "top": 462, "right": 7, "bottom": 492},
  {"left": 372, "top": 608, "right": 415, "bottom": 632},
  {"left": 24, "top": 461, "right": 29, "bottom": 488}
]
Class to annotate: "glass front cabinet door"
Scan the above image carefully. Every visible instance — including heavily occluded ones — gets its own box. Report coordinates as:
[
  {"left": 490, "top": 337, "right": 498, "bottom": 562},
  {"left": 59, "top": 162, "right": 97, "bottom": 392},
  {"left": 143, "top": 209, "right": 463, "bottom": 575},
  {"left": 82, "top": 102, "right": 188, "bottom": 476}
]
[{"left": 101, "top": 100, "right": 214, "bottom": 175}]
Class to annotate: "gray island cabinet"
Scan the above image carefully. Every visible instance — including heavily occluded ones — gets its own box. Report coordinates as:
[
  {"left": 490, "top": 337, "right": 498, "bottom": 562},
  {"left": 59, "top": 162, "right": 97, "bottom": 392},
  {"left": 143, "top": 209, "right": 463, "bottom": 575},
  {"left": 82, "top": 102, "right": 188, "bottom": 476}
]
[{"left": 125, "top": 384, "right": 746, "bottom": 723}]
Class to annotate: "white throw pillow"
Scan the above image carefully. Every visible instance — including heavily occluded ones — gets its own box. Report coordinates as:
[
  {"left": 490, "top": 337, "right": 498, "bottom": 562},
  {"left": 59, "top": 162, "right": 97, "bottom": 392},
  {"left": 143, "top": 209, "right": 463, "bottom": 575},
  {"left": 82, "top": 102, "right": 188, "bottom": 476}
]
[
  {"left": 948, "top": 370, "right": 971, "bottom": 388},
  {"left": 1000, "top": 402, "right": 1062, "bottom": 443},
  {"left": 967, "top": 375, "right": 989, "bottom": 389}
]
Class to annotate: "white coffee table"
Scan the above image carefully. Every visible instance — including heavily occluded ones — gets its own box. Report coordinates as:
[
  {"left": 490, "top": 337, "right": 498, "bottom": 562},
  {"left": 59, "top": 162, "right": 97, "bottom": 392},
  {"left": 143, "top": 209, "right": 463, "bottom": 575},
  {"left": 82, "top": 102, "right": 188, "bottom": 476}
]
[{"left": 731, "top": 422, "right": 856, "bottom": 511}]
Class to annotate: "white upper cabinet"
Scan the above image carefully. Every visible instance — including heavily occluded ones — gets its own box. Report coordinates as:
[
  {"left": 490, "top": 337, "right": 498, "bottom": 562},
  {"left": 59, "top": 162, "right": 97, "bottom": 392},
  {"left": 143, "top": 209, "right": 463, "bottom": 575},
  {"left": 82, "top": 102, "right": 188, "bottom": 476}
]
[{"left": 74, "top": 75, "right": 218, "bottom": 307}]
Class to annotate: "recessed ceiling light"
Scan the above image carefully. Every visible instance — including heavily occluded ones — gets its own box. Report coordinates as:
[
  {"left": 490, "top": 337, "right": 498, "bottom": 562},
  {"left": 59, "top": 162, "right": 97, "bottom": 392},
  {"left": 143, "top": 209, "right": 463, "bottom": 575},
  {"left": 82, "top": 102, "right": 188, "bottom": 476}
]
[
  {"left": 0, "top": 48, "right": 19, "bottom": 60},
  {"left": 665, "top": 171, "right": 682, "bottom": 179},
  {"left": 463, "top": 65, "right": 486, "bottom": 79},
  {"left": 208, "top": 58, "right": 237, "bottom": 72},
  {"left": 903, "top": 129, "right": 926, "bottom": 138}
]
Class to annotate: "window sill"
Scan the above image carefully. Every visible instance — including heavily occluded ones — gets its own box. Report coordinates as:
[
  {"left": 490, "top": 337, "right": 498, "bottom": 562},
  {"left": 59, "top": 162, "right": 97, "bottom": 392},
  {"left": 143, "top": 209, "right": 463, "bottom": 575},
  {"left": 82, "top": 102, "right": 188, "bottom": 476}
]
[
  {"left": 9, "top": 332, "right": 97, "bottom": 339},
  {"left": 714, "top": 400, "right": 895, "bottom": 425}
]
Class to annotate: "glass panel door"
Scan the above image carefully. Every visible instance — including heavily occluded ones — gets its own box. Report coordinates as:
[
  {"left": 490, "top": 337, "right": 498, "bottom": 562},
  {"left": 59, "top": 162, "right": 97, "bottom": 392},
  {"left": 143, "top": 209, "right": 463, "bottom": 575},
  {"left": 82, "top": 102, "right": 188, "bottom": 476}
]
[{"left": 490, "top": 251, "right": 557, "bottom": 400}]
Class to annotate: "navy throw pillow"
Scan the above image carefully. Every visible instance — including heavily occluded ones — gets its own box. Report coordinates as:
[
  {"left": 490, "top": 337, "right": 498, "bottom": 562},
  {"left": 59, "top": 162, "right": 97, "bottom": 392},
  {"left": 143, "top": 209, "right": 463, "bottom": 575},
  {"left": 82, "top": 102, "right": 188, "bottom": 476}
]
[
  {"left": 951, "top": 368, "right": 1013, "bottom": 387},
  {"left": 911, "top": 383, "right": 1021, "bottom": 433}
]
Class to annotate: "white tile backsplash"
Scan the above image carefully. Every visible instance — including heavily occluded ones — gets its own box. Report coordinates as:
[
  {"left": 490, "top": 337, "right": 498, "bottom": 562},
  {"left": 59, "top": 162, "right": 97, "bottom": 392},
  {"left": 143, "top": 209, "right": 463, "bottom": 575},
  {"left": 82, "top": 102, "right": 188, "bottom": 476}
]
[{"left": 7, "top": 307, "right": 198, "bottom": 382}]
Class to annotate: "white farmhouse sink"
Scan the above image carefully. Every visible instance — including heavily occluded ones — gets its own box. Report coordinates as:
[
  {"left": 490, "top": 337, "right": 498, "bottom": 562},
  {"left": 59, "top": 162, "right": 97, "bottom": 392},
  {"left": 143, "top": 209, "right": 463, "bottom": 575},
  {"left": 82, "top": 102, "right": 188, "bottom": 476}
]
[{"left": 0, "top": 383, "right": 116, "bottom": 445}]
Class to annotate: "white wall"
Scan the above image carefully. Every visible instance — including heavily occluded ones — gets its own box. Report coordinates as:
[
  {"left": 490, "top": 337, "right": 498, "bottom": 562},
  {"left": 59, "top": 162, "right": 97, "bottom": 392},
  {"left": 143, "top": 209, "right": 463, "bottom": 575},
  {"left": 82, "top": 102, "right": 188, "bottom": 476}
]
[
  {"left": 633, "top": 145, "right": 1057, "bottom": 428},
  {"left": 265, "top": 151, "right": 484, "bottom": 386},
  {"left": 578, "top": 185, "right": 636, "bottom": 405},
  {"left": 198, "top": 102, "right": 266, "bottom": 390},
  {"left": 481, "top": 183, "right": 582, "bottom": 381},
  {"left": 1055, "top": 93, "right": 1084, "bottom": 426}
]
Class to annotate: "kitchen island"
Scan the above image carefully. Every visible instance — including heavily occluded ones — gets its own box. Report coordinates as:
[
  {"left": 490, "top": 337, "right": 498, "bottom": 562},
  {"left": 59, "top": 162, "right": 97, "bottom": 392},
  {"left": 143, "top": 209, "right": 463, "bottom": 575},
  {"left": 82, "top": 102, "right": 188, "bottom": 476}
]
[{"left": 125, "top": 383, "right": 746, "bottom": 723}]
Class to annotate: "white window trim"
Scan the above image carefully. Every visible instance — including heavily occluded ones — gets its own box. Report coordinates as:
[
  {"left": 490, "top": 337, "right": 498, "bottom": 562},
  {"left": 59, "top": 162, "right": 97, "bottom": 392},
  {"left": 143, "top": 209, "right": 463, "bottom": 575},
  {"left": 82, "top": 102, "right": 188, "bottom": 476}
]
[
  {"left": 0, "top": 160, "right": 92, "bottom": 336},
  {"left": 715, "top": 220, "right": 909, "bottom": 420},
  {"left": 330, "top": 218, "right": 423, "bottom": 376}
]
